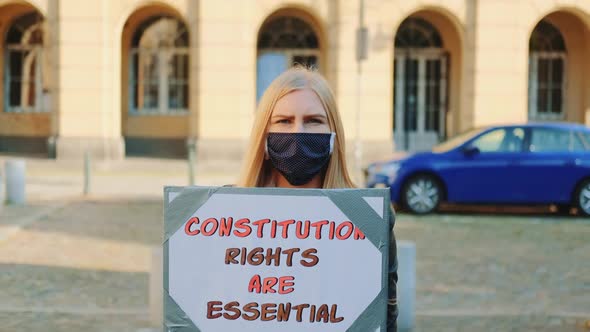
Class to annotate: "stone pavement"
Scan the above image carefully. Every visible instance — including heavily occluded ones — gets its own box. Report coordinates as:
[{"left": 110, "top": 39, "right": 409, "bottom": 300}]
[
  {"left": 0, "top": 200, "right": 159, "bottom": 332},
  {"left": 0, "top": 156, "right": 238, "bottom": 202},
  {"left": 0, "top": 156, "right": 589, "bottom": 331}
]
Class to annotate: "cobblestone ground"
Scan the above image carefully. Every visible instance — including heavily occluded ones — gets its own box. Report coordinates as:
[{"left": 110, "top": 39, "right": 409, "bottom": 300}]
[
  {"left": 1, "top": 200, "right": 589, "bottom": 332},
  {"left": 396, "top": 212, "right": 590, "bottom": 331}
]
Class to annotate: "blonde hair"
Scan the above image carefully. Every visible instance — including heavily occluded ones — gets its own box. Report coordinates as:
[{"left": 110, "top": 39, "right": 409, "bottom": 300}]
[{"left": 237, "top": 67, "right": 355, "bottom": 188}]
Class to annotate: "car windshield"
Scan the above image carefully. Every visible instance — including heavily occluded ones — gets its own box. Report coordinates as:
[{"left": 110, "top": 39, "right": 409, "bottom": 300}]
[{"left": 432, "top": 128, "right": 486, "bottom": 153}]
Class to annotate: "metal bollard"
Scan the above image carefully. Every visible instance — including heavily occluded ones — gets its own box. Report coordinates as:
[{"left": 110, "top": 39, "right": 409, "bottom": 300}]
[
  {"left": 397, "top": 240, "right": 416, "bottom": 331},
  {"left": 5, "top": 159, "right": 26, "bottom": 205},
  {"left": 186, "top": 138, "right": 196, "bottom": 186},
  {"left": 0, "top": 167, "right": 4, "bottom": 209},
  {"left": 47, "top": 136, "right": 57, "bottom": 159},
  {"left": 84, "top": 151, "right": 91, "bottom": 195},
  {"left": 150, "top": 246, "right": 163, "bottom": 327}
]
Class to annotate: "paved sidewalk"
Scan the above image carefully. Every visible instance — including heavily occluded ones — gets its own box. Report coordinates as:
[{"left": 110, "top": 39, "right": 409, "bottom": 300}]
[
  {"left": 0, "top": 156, "right": 237, "bottom": 202},
  {"left": 1, "top": 199, "right": 589, "bottom": 331},
  {"left": 0, "top": 156, "right": 589, "bottom": 331},
  {"left": 0, "top": 199, "right": 159, "bottom": 332}
]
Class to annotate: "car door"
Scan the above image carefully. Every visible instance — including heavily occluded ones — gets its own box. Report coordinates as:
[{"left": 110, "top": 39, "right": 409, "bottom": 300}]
[
  {"left": 441, "top": 127, "right": 526, "bottom": 203},
  {"left": 512, "top": 127, "right": 586, "bottom": 204}
]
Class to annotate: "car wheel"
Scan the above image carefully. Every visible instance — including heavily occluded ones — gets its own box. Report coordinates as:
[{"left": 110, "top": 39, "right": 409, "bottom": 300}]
[
  {"left": 402, "top": 175, "right": 441, "bottom": 214},
  {"left": 575, "top": 179, "right": 590, "bottom": 216}
]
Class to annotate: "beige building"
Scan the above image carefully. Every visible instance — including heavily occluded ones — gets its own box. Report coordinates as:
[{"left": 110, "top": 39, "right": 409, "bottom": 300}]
[{"left": 1, "top": 0, "right": 589, "bottom": 166}]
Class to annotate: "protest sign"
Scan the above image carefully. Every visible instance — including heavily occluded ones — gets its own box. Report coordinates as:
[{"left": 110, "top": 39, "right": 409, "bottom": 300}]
[{"left": 163, "top": 186, "right": 390, "bottom": 331}]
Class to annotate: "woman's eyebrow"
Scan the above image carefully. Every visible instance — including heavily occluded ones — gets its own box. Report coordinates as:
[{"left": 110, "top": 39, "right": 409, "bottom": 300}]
[
  {"left": 305, "top": 113, "right": 327, "bottom": 118},
  {"left": 271, "top": 111, "right": 327, "bottom": 118}
]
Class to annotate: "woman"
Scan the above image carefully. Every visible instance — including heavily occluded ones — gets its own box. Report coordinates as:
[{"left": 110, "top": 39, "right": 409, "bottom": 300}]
[{"left": 237, "top": 66, "right": 398, "bottom": 330}]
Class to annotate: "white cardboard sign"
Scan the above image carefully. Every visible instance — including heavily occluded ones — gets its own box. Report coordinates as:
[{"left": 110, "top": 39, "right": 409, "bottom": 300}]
[{"left": 164, "top": 187, "right": 388, "bottom": 331}]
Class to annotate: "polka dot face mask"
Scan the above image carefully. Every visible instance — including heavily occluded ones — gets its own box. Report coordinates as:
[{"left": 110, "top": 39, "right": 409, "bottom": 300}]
[{"left": 266, "top": 132, "right": 335, "bottom": 186}]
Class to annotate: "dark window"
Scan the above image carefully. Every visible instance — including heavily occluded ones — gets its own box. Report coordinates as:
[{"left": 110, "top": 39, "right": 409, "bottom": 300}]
[
  {"left": 529, "top": 20, "right": 566, "bottom": 118},
  {"left": 5, "top": 12, "right": 45, "bottom": 112},
  {"left": 425, "top": 59, "right": 441, "bottom": 131},
  {"left": 403, "top": 59, "right": 419, "bottom": 131},
  {"left": 530, "top": 20, "right": 566, "bottom": 52},
  {"left": 6, "top": 12, "right": 43, "bottom": 44},
  {"left": 258, "top": 16, "right": 318, "bottom": 49},
  {"left": 395, "top": 17, "right": 443, "bottom": 48}
]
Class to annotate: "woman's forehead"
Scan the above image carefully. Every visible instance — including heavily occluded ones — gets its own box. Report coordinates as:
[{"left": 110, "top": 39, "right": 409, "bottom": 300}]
[{"left": 271, "top": 89, "right": 327, "bottom": 116}]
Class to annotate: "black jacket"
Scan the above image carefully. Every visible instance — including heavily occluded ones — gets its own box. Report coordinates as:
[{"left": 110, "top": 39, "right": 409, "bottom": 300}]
[{"left": 388, "top": 207, "right": 399, "bottom": 331}]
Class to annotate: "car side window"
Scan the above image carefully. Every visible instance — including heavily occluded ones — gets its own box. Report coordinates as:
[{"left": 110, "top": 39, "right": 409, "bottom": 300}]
[
  {"left": 503, "top": 128, "right": 525, "bottom": 152},
  {"left": 471, "top": 128, "right": 524, "bottom": 153},
  {"left": 571, "top": 131, "right": 586, "bottom": 151},
  {"left": 577, "top": 132, "right": 590, "bottom": 151},
  {"left": 530, "top": 128, "right": 570, "bottom": 152}
]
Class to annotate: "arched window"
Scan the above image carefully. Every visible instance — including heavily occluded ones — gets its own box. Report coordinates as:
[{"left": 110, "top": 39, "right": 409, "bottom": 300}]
[
  {"left": 5, "top": 12, "right": 45, "bottom": 113},
  {"left": 129, "top": 16, "right": 188, "bottom": 114},
  {"left": 258, "top": 16, "right": 319, "bottom": 49},
  {"left": 530, "top": 20, "right": 566, "bottom": 52},
  {"left": 528, "top": 20, "right": 566, "bottom": 121},
  {"left": 256, "top": 16, "right": 320, "bottom": 101}
]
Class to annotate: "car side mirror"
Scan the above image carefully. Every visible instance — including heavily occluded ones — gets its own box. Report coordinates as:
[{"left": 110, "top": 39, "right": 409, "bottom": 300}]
[{"left": 462, "top": 145, "right": 480, "bottom": 156}]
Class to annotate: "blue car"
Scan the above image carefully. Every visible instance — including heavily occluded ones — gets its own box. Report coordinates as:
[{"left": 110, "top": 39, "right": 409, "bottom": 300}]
[{"left": 365, "top": 123, "right": 590, "bottom": 215}]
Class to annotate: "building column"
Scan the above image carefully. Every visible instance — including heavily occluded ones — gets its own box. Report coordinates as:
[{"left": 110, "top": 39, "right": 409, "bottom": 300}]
[
  {"left": 469, "top": 0, "right": 529, "bottom": 127},
  {"left": 191, "top": 0, "right": 256, "bottom": 167},
  {"left": 55, "top": 0, "right": 124, "bottom": 160}
]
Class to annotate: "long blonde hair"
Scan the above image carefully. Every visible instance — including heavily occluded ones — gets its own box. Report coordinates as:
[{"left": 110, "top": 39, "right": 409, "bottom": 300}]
[{"left": 237, "top": 67, "right": 355, "bottom": 188}]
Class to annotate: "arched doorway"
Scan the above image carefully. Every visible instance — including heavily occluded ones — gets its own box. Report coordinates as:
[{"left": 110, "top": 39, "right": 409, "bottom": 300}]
[
  {"left": 256, "top": 13, "right": 321, "bottom": 101},
  {"left": 528, "top": 20, "right": 566, "bottom": 121},
  {"left": 393, "top": 17, "right": 447, "bottom": 151}
]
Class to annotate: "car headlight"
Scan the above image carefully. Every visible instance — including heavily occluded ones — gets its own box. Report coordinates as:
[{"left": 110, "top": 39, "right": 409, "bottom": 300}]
[
  {"left": 367, "top": 162, "right": 400, "bottom": 184},
  {"left": 379, "top": 163, "right": 400, "bottom": 182}
]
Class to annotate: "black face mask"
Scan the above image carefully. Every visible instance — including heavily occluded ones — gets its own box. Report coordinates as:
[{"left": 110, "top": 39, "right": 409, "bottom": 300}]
[{"left": 266, "top": 132, "right": 335, "bottom": 186}]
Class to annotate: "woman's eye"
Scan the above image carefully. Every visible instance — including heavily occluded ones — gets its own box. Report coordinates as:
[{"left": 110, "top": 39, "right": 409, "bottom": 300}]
[
  {"left": 276, "top": 119, "right": 290, "bottom": 124},
  {"left": 307, "top": 118, "right": 324, "bottom": 124}
]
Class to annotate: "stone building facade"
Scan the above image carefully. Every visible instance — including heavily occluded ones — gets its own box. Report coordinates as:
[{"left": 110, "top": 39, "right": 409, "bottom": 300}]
[{"left": 0, "top": 0, "right": 589, "bottom": 166}]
